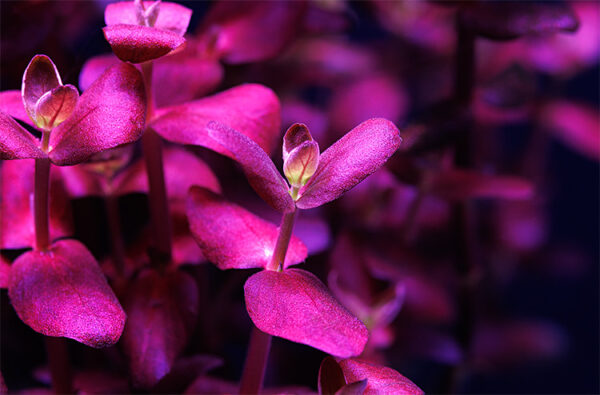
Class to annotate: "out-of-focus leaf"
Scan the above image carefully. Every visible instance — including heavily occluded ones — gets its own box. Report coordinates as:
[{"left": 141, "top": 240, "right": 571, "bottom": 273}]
[
  {"left": 122, "top": 268, "right": 199, "bottom": 388},
  {"left": 8, "top": 239, "right": 126, "bottom": 347},
  {"left": 244, "top": 268, "right": 369, "bottom": 357},
  {"left": 338, "top": 359, "right": 423, "bottom": 395},
  {"left": 0, "top": 256, "right": 10, "bottom": 289},
  {"left": 0, "top": 91, "right": 35, "bottom": 127},
  {"left": 105, "top": 1, "right": 192, "bottom": 36}
]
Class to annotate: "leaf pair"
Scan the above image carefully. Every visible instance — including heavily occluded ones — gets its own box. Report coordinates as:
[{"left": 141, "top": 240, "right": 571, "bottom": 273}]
[{"left": 0, "top": 56, "right": 146, "bottom": 165}]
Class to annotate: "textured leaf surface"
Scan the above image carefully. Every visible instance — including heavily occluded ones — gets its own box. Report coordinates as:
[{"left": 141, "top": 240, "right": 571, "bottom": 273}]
[
  {"left": 8, "top": 239, "right": 126, "bottom": 347},
  {"left": 244, "top": 268, "right": 368, "bottom": 357},
  {"left": 187, "top": 186, "right": 306, "bottom": 270},
  {"left": 21, "top": 55, "right": 62, "bottom": 122},
  {"left": 207, "top": 122, "right": 294, "bottom": 213},
  {"left": 34, "top": 85, "right": 79, "bottom": 131},
  {"left": 338, "top": 359, "right": 423, "bottom": 395},
  {"left": 122, "top": 268, "right": 199, "bottom": 388},
  {"left": 0, "top": 112, "right": 44, "bottom": 160},
  {"left": 151, "top": 83, "right": 281, "bottom": 156},
  {"left": 105, "top": 1, "right": 192, "bottom": 36},
  {"left": 1, "top": 159, "right": 72, "bottom": 249},
  {"left": 296, "top": 118, "right": 402, "bottom": 209},
  {"left": 48, "top": 63, "right": 145, "bottom": 165},
  {"left": 103, "top": 24, "right": 185, "bottom": 64}
]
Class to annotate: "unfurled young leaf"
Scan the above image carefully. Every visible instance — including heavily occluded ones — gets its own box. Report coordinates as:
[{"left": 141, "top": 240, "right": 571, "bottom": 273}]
[
  {"left": 151, "top": 83, "right": 281, "bottom": 156},
  {"left": 206, "top": 121, "right": 294, "bottom": 213},
  {"left": 187, "top": 186, "right": 307, "bottom": 270},
  {"left": 48, "top": 63, "right": 146, "bottom": 165},
  {"left": 8, "top": 239, "right": 126, "bottom": 348},
  {"left": 296, "top": 118, "right": 402, "bottom": 209},
  {"left": 21, "top": 55, "right": 62, "bottom": 123},
  {"left": 122, "top": 268, "right": 199, "bottom": 388},
  {"left": 244, "top": 268, "right": 369, "bottom": 357},
  {"left": 338, "top": 359, "right": 424, "bottom": 395}
]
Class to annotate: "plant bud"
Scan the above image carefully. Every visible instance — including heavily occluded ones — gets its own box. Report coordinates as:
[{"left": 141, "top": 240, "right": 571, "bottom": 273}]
[
  {"left": 283, "top": 140, "right": 320, "bottom": 190},
  {"left": 283, "top": 123, "right": 313, "bottom": 162}
]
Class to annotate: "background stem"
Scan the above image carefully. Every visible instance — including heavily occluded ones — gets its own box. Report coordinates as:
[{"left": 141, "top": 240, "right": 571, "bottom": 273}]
[
  {"left": 141, "top": 61, "right": 172, "bottom": 263},
  {"left": 45, "top": 337, "right": 73, "bottom": 394}
]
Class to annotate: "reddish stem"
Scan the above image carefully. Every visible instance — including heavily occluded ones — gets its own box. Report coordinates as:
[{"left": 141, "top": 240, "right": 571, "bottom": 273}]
[
  {"left": 45, "top": 337, "right": 73, "bottom": 394},
  {"left": 239, "top": 208, "right": 298, "bottom": 394},
  {"left": 141, "top": 61, "right": 172, "bottom": 263},
  {"left": 34, "top": 157, "right": 51, "bottom": 251}
]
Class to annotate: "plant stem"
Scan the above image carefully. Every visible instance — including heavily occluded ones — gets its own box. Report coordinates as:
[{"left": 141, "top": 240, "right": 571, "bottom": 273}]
[
  {"left": 239, "top": 208, "right": 298, "bottom": 394},
  {"left": 140, "top": 61, "right": 172, "bottom": 263},
  {"left": 34, "top": 157, "right": 51, "bottom": 251},
  {"left": 45, "top": 337, "right": 73, "bottom": 394}
]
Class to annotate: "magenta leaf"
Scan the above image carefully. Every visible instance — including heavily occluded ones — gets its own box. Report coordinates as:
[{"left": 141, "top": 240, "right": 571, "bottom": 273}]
[
  {"left": 8, "top": 239, "right": 126, "bottom": 347},
  {"left": 244, "top": 268, "right": 368, "bottom": 357},
  {"left": 0, "top": 256, "right": 10, "bottom": 289},
  {"left": 206, "top": 121, "right": 294, "bottom": 213},
  {"left": 122, "top": 268, "right": 199, "bottom": 388},
  {"left": 198, "top": 1, "right": 306, "bottom": 64},
  {"left": 48, "top": 63, "right": 146, "bottom": 165},
  {"left": 0, "top": 91, "right": 35, "bottom": 127},
  {"left": 79, "top": 54, "right": 120, "bottom": 92},
  {"left": 21, "top": 55, "right": 62, "bottom": 123},
  {"left": 187, "top": 186, "right": 306, "bottom": 270},
  {"left": 150, "top": 83, "right": 281, "bottom": 156},
  {"left": 338, "top": 359, "right": 424, "bottom": 395},
  {"left": 1, "top": 159, "right": 73, "bottom": 249},
  {"left": 103, "top": 24, "right": 186, "bottom": 64},
  {"left": 34, "top": 84, "right": 79, "bottom": 131},
  {"left": 296, "top": 118, "right": 402, "bottom": 209},
  {"left": 105, "top": 1, "right": 192, "bottom": 36},
  {"left": 0, "top": 112, "right": 44, "bottom": 160},
  {"left": 459, "top": 3, "right": 579, "bottom": 40},
  {"left": 426, "top": 169, "right": 534, "bottom": 200}
]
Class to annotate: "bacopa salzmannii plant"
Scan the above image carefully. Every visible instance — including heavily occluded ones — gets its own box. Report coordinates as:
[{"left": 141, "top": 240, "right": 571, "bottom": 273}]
[{"left": 0, "top": 0, "right": 598, "bottom": 394}]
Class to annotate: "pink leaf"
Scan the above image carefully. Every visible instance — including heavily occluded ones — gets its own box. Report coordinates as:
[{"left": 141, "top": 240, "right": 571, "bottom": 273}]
[
  {"left": 78, "top": 54, "right": 120, "bottom": 92},
  {"left": 150, "top": 83, "right": 281, "bottom": 156},
  {"left": 244, "top": 268, "right": 368, "bottom": 357},
  {"left": 103, "top": 24, "right": 185, "bottom": 64},
  {"left": 1, "top": 159, "right": 73, "bottom": 249},
  {"left": 0, "top": 90, "right": 35, "bottom": 127},
  {"left": 541, "top": 100, "right": 600, "bottom": 161},
  {"left": 426, "top": 169, "right": 534, "bottom": 200},
  {"left": 105, "top": 1, "right": 192, "bottom": 36},
  {"left": 187, "top": 186, "right": 306, "bottom": 270},
  {"left": 207, "top": 122, "right": 294, "bottom": 213},
  {"left": 0, "top": 112, "right": 44, "bottom": 160},
  {"left": 8, "top": 239, "right": 126, "bottom": 347},
  {"left": 198, "top": 0, "right": 306, "bottom": 64},
  {"left": 21, "top": 55, "right": 62, "bottom": 122},
  {"left": 338, "top": 359, "right": 424, "bottom": 395},
  {"left": 122, "top": 268, "right": 199, "bottom": 388},
  {"left": 296, "top": 118, "right": 402, "bottom": 209},
  {"left": 48, "top": 63, "right": 146, "bottom": 165}
]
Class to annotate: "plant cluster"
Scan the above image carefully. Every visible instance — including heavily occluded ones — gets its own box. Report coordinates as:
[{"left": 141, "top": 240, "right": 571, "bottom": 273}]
[{"left": 0, "top": 0, "right": 598, "bottom": 394}]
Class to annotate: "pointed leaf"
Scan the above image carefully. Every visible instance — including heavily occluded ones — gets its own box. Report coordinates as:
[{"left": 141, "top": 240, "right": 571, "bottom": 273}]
[
  {"left": 0, "top": 112, "right": 44, "bottom": 160},
  {"left": 338, "top": 359, "right": 423, "bottom": 395},
  {"left": 103, "top": 24, "right": 185, "bottom": 64},
  {"left": 48, "top": 63, "right": 146, "bottom": 165},
  {"left": 22, "top": 55, "right": 62, "bottom": 122},
  {"left": 198, "top": 1, "right": 306, "bottom": 64},
  {"left": 105, "top": 1, "right": 192, "bottom": 36},
  {"left": 122, "top": 268, "right": 199, "bottom": 388},
  {"left": 207, "top": 122, "right": 294, "bottom": 213},
  {"left": 8, "top": 239, "right": 126, "bottom": 347},
  {"left": 0, "top": 91, "right": 34, "bottom": 127},
  {"left": 426, "top": 169, "right": 534, "bottom": 200},
  {"left": 34, "top": 84, "right": 79, "bottom": 131},
  {"left": 244, "top": 268, "right": 369, "bottom": 357},
  {"left": 187, "top": 186, "right": 306, "bottom": 270},
  {"left": 319, "top": 356, "right": 346, "bottom": 395},
  {"left": 1, "top": 159, "right": 73, "bottom": 249},
  {"left": 296, "top": 118, "right": 402, "bottom": 209},
  {"left": 459, "top": 3, "right": 579, "bottom": 40},
  {"left": 150, "top": 83, "right": 281, "bottom": 156}
]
